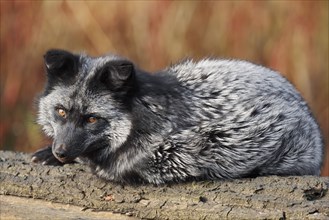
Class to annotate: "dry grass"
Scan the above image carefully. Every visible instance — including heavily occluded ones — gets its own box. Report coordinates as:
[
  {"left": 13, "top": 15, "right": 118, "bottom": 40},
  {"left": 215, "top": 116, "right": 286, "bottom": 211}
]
[{"left": 1, "top": 1, "right": 328, "bottom": 175}]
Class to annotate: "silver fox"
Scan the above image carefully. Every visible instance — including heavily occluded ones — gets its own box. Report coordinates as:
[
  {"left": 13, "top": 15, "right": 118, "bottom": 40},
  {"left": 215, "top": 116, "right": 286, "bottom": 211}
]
[{"left": 32, "top": 49, "right": 324, "bottom": 185}]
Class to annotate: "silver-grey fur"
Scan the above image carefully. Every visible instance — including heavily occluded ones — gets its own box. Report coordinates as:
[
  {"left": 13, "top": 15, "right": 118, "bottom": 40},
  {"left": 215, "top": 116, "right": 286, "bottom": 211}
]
[{"left": 32, "top": 49, "right": 324, "bottom": 185}]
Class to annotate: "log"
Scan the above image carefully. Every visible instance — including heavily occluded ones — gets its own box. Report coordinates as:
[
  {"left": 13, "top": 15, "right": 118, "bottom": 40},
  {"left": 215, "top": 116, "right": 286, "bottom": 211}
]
[
  {"left": 0, "top": 195, "right": 135, "bottom": 220},
  {"left": 1, "top": 150, "right": 328, "bottom": 219}
]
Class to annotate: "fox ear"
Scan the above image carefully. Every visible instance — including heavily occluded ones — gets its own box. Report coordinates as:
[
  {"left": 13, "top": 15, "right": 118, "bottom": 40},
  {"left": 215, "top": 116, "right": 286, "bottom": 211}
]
[
  {"left": 97, "top": 60, "right": 135, "bottom": 91},
  {"left": 44, "top": 49, "right": 79, "bottom": 84}
]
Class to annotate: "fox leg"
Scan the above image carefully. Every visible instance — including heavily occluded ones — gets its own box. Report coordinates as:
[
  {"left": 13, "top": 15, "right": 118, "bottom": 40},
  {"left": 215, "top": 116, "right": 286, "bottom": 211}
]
[{"left": 31, "top": 145, "right": 63, "bottom": 166}]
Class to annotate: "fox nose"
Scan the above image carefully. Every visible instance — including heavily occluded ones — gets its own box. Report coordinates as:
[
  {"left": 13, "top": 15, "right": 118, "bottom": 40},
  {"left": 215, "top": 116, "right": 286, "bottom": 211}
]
[{"left": 54, "top": 144, "right": 67, "bottom": 159}]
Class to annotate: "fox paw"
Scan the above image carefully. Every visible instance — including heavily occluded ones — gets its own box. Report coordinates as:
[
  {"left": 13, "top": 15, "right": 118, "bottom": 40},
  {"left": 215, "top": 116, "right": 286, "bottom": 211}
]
[{"left": 31, "top": 146, "right": 64, "bottom": 166}]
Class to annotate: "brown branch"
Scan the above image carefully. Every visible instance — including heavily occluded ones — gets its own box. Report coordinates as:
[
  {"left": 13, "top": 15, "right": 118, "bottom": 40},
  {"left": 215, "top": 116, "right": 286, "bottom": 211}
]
[{"left": 1, "top": 150, "right": 328, "bottom": 219}]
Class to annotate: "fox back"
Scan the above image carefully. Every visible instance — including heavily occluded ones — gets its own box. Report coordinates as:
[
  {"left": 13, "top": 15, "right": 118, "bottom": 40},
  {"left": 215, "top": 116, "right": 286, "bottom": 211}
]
[{"left": 32, "top": 49, "right": 324, "bottom": 185}]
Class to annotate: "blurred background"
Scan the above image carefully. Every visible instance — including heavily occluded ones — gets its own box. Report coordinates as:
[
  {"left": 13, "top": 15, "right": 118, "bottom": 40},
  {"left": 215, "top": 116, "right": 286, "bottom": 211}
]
[{"left": 0, "top": 1, "right": 328, "bottom": 175}]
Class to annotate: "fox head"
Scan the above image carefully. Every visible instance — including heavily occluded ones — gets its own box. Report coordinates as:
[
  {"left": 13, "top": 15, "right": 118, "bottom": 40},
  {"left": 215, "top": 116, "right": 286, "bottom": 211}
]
[{"left": 37, "top": 49, "right": 136, "bottom": 163}]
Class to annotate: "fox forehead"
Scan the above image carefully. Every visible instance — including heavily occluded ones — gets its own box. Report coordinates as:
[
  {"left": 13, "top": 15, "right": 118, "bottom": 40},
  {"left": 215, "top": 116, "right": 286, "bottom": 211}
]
[{"left": 42, "top": 83, "right": 119, "bottom": 117}]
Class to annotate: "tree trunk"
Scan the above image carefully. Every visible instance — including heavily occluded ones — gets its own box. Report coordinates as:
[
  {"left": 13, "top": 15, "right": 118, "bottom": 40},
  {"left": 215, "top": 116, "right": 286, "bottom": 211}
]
[{"left": 1, "top": 150, "right": 328, "bottom": 219}]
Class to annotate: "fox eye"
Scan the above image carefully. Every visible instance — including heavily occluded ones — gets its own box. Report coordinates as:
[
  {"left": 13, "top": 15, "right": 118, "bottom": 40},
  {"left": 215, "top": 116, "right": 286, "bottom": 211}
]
[
  {"left": 87, "top": 116, "right": 97, "bottom": 124},
  {"left": 57, "top": 108, "right": 67, "bottom": 118}
]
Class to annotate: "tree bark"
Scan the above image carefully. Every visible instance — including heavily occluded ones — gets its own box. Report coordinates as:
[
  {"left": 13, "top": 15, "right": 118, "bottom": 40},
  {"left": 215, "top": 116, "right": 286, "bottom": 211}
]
[{"left": 1, "top": 150, "right": 328, "bottom": 219}]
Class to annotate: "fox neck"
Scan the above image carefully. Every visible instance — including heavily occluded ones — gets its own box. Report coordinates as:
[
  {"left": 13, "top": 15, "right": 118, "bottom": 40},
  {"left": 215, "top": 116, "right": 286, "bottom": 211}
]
[{"left": 131, "top": 70, "right": 193, "bottom": 136}]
